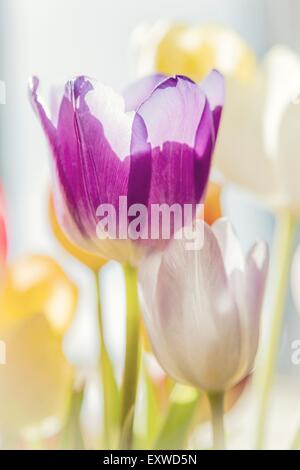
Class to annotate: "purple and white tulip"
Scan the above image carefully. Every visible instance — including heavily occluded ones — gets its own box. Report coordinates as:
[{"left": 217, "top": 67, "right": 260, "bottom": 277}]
[
  {"left": 139, "top": 219, "right": 269, "bottom": 392},
  {"left": 30, "top": 71, "right": 224, "bottom": 265}
]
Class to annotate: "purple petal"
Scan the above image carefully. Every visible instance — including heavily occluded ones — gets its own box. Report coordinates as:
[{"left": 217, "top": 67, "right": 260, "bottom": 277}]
[
  {"left": 132, "top": 75, "right": 207, "bottom": 151},
  {"left": 123, "top": 74, "right": 166, "bottom": 112},
  {"left": 200, "top": 69, "right": 225, "bottom": 135},
  {"left": 29, "top": 76, "right": 58, "bottom": 152},
  {"left": 30, "top": 76, "right": 131, "bottom": 244},
  {"left": 128, "top": 75, "right": 216, "bottom": 216}
]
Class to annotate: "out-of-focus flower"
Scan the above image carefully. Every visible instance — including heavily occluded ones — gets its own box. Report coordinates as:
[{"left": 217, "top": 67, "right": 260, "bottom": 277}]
[
  {"left": 139, "top": 219, "right": 269, "bottom": 392},
  {"left": 0, "top": 255, "right": 77, "bottom": 432},
  {"left": 134, "top": 22, "right": 256, "bottom": 83},
  {"left": 0, "top": 184, "right": 7, "bottom": 267},
  {"left": 49, "top": 193, "right": 107, "bottom": 271},
  {"left": 135, "top": 23, "right": 300, "bottom": 216},
  {"left": 214, "top": 46, "right": 300, "bottom": 215},
  {"left": 30, "top": 72, "right": 224, "bottom": 266}
]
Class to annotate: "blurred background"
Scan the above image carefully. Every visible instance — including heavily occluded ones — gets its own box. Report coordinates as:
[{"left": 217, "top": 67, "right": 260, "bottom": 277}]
[{"left": 1, "top": 0, "right": 300, "bottom": 444}]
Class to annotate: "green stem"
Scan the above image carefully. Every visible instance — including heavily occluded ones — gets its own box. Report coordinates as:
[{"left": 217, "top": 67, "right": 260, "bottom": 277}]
[
  {"left": 208, "top": 392, "right": 225, "bottom": 450},
  {"left": 60, "top": 386, "right": 85, "bottom": 450},
  {"left": 119, "top": 264, "right": 140, "bottom": 450},
  {"left": 255, "top": 211, "right": 296, "bottom": 449},
  {"left": 94, "top": 270, "right": 115, "bottom": 449}
]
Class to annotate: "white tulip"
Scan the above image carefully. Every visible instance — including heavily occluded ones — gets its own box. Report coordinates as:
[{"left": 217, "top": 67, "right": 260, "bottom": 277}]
[{"left": 215, "top": 46, "right": 300, "bottom": 215}]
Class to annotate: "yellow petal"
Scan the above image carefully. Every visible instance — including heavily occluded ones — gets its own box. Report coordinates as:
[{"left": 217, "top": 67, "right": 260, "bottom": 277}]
[
  {"left": 0, "top": 254, "right": 77, "bottom": 336},
  {"left": 49, "top": 193, "right": 107, "bottom": 272},
  {"left": 154, "top": 23, "right": 257, "bottom": 82}
]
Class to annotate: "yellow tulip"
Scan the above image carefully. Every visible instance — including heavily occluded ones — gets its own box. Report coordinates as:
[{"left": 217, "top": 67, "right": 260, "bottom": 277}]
[
  {"left": 0, "top": 254, "right": 77, "bottom": 432},
  {"left": 49, "top": 194, "right": 107, "bottom": 272},
  {"left": 136, "top": 23, "right": 256, "bottom": 83},
  {"left": 0, "top": 254, "right": 77, "bottom": 335}
]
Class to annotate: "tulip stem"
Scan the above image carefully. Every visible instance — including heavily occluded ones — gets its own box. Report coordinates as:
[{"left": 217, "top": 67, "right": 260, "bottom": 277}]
[
  {"left": 94, "top": 269, "right": 117, "bottom": 449},
  {"left": 255, "top": 211, "right": 296, "bottom": 449},
  {"left": 208, "top": 392, "right": 225, "bottom": 450},
  {"left": 119, "top": 264, "right": 140, "bottom": 450},
  {"left": 60, "top": 386, "right": 85, "bottom": 450}
]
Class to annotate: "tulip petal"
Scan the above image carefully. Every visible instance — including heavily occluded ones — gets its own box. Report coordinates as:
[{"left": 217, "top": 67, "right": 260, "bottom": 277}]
[
  {"left": 277, "top": 99, "right": 300, "bottom": 212},
  {"left": 262, "top": 47, "right": 300, "bottom": 210},
  {"left": 200, "top": 69, "right": 225, "bottom": 134},
  {"left": 212, "top": 217, "right": 245, "bottom": 275},
  {"left": 141, "top": 221, "right": 242, "bottom": 391},
  {"left": 33, "top": 76, "right": 133, "bottom": 249},
  {"left": 232, "top": 241, "right": 269, "bottom": 378},
  {"left": 84, "top": 79, "right": 134, "bottom": 159},
  {"left": 133, "top": 75, "right": 208, "bottom": 150},
  {"left": 263, "top": 46, "right": 300, "bottom": 159},
  {"left": 130, "top": 75, "right": 217, "bottom": 213},
  {"left": 123, "top": 74, "right": 166, "bottom": 112},
  {"left": 245, "top": 241, "right": 269, "bottom": 321},
  {"left": 29, "top": 76, "right": 58, "bottom": 152},
  {"left": 213, "top": 77, "right": 279, "bottom": 200}
]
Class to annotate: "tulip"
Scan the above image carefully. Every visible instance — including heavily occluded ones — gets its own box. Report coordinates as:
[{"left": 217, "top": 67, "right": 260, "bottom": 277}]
[
  {"left": 30, "top": 72, "right": 224, "bottom": 266},
  {"left": 214, "top": 46, "right": 300, "bottom": 215},
  {"left": 139, "top": 218, "right": 269, "bottom": 448},
  {"left": 0, "top": 255, "right": 77, "bottom": 436},
  {"left": 30, "top": 72, "right": 224, "bottom": 449},
  {"left": 134, "top": 22, "right": 256, "bottom": 84}
]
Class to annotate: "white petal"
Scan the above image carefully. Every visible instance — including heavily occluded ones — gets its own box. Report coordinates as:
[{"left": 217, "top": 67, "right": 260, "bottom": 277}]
[
  {"left": 214, "top": 75, "right": 279, "bottom": 199},
  {"left": 276, "top": 99, "right": 300, "bottom": 214},
  {"left": 212, "top": 217, "right": 245, "bottom": 275},
  {"left": 232, "top": 241, "right": 269, "bottom": 379},
  {"left": 85, "top": 81, "right": 134, "bottom": 159},
  {"left": 262, "top": 46, "right": 300, "bottom": 159},
  {"left": 142, "top": 221, "right": 242, "bottom": 391}
]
